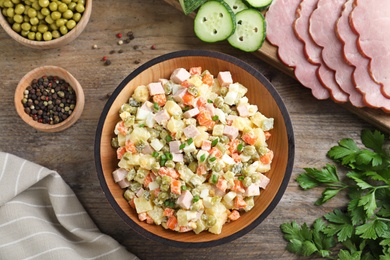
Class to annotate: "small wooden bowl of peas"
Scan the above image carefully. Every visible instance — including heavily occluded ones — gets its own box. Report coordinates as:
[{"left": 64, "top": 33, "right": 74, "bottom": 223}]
[{"left": 0, "top": 0, "right": 91, "bottom": 49}]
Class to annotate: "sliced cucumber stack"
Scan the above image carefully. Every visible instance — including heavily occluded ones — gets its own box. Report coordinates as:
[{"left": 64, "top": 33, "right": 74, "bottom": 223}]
[
  {"left": 244, "top": 0, "right": 273, "bottom": 10},
  {"left": 179, "top": 0, "right": 207, "bottom": 15},
  {"left": 194, "top": 0, "right": 236, "bottom": 43},
  {"left": 224, "top": 0, "right": 248, "bottom": 14},
  {"left": 227, "top": 9, "right": 266, "bottom": 52}
]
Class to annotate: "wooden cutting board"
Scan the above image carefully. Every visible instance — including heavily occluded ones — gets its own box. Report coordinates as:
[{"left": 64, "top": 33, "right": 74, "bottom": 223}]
[{"left": 163, "top": 0, "right": 390, "bottom": 133}]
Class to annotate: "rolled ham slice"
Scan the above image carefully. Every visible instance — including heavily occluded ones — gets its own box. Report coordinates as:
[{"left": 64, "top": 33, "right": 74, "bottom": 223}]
[
  {"left": 294, "top": 0, "right": 348, "bottom": 102},
  {"left": 309, "top": 0, "right": 364, "bottom": 107},
  {"left": 265, "top": 0, "right": 330, "bottom": 100},
  {"left": 336, "top": 0, "right": 390, "bottom": 112},
  {"left": 350, "top": 0, "right": 390, "bottom": 98}
]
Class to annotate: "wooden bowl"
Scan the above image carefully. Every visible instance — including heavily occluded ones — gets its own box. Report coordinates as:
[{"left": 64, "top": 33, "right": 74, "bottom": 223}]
[
  {"left": 95, "top": 50, "right": 295, "bottom": 247},
  {"left": 0, "top": 0, "right": 92, "bottom": 49},
  {"left": 15, "top": 65, "right": 85, "bottom": 132}
]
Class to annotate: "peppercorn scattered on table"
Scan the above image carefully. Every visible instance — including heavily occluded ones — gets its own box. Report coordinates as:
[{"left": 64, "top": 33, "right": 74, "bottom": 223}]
[{"left": 0, "top": 0, "right": 376, "bottom": 259}]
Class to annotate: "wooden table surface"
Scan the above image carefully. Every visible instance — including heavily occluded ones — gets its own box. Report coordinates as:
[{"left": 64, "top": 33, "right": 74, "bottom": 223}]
[{"left": 0, "top": 0, "right": 378, "bottom": 259}]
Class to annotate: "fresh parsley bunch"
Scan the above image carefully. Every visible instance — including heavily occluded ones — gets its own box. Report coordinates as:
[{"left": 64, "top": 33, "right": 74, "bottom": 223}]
[{"left": 280, "top": 129, "right": 390, "bottom": 259}]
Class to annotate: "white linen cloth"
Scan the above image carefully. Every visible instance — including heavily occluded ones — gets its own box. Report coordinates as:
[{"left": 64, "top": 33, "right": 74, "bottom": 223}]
[{"left": 0, "top": 152, "right": 139, "bottom": 260}]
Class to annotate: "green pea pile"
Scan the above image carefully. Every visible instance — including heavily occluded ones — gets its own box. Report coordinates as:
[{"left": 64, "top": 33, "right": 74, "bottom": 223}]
[{"left": 0, "top": 0, "right": 85, "bottom": 41}]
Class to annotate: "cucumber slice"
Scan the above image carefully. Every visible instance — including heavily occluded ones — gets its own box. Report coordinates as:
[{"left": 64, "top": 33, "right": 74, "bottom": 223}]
[
  {"left": 224, "top": 0, "right": 248, "bottom": 14},
  {"left": 244, "top": 0, "right": 273, "bottom": 10},
  {"left": 179, "top": 0, "right": 207, "bottom": 15},
  {"left": 194, "top": 0, "right": 236, "bottom": 43},
  {"left": 227, "top": 9, "right": 266, "bottom": 52}
]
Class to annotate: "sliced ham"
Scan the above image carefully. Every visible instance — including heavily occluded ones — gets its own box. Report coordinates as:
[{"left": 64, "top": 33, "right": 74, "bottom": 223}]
[
  {"left": 170, "top": 68, "right": 191, "bottom": 84},
  {"left": 294, "top": 0, "right": 348, "bottom": 102},
  {"left": 350, "top": 0, "right": 390, "bottom": 98},
  {"left": 176, "top": 190, "right": 193, "bottom": 209},
  {"left": 183, "top": 125, "right": 200, "bottom": 139},
  {"left": 217, "top": 71, "right": 233, "bottom": 87},
  {"left": 309, "top": 0, "right": 364, "bottom": 107},
  {"left": 266, "top": 0, "right": 330, "bottom": 100},
  {"left": 183, "top": 107, "right": 200, "bottom": 118},
  {"left": 336, "top": 0, "right": 390, "bottom": 112},
  {"left": 148, "top": 82, "right": 165, "bottom": 96}
]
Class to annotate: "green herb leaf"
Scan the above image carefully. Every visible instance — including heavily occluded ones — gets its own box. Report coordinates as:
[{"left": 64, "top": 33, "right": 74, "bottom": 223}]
[
  {"left": 361, "top": 129, "right": 384, "bottom": 153},
  {"left": 323, "top": 209, "right": 354, "bottom": 242},
  {"left": 355, "top": 219, "right": 387, "bottom": 240},
  {"left": 358, "top": 191, "right": 377, "bottom": 217}
]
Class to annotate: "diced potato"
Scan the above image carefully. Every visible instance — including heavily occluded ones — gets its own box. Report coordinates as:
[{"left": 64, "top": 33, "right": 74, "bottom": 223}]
[
  {"left": 164, "top": 100, "right": 183, "bottom": 117},
  {"left": 178, "top": 166, "right": 195, "bottom": 183},
  {"left": 117, "top": 133, "right": 126, "bottom": 146},
  {"left": 176, "top": 209, "right": 189, "bottom": 227},
  {"left": 120, "top": 111, "right": 131, "bottom": 121},
  {"left": 167, "top": 117, "right": 185, "bottom": 134},
  {"left": 187, "top": 74, "right": 203, "bottom": 88},
  {"left": 139, "top": 155, "right": 156, "bottom": 170},
  {"left": 244, "top": 197, "right": 255, "bottom": 212},
  {"left": 194, "top": 219, "right": 207, "bottom": 234},
  {"left": 134, "top": 197, "right": 153, "bottom": 213},
  {"left": 194, "top": 127, "right": 209, "bottom": 147},
  {"left": 212, "top": 124, "right": 224, "bottom": 136},
  {"left": 128, "top": 127, "right": 151, "bottom": 144},
  {"left": 147, "top": 206, "right": 164, "bottom": 225},
  {"left": 252, "top": 128, "right": 267, "bottom": 148},
  {"left": 132, "top": 85, "right": 149, "bottom": 103},
  {"left": 189, "top": 174, "right": 206, "bottom": 187},
  {"left": 251, "top": 112, "right": 274, "bottom": 131},
  {"left": 134, "top": 168, "right": 149, "bottom": 184},
  {"left": 232, "top": 117, "right": 252, "bottom": 132}
]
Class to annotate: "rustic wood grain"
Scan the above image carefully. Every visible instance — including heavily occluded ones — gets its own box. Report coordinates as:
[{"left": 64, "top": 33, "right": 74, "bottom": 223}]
[
  {"left": 163, "top": 0, "right": 390, "bottom": 133},
  {"left": 0, "top": 0, "right": 377, "bottom": 259}
]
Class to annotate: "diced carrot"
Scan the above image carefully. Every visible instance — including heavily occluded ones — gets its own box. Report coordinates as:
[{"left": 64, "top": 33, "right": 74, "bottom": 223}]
[
  {"left": 209, "top": 147, "right": 222, "bottom": 158},
  {"left": 167, "top": 215, "right": 178, "bottom": 230},
  {"left": 143, "top": 173, "right": 153, "bottom": 188},
  {"left": 153, "top": 93, "right": 167, "bottom": 106},
  {"left": 179, "top": 226, "right": 193, "bottom": 232},
  {"left": 153, "top": 187, "right": 160, "bottom": 197},
  {"left": 260, "top": 150, "right": 274, "bottom": 165},
  {"left": 201, "top": 140, "right": 212, "bottom": 151},
  {"left": 181, "top": 80, "right": 190, "bottom": 88},
  {"left": 117, "top": 121, "right": 126, "bottom": 135},
  {"left": 216, "top": 178, "right": 227, "bottom": 192},
  {"left": 264, "top": 131, "right": 272, "bottom": 140},
  {"left": 228, "top": 210, "right": 241, "bottom": 221},
  {"left": 145, "top": 213, "right": 154, "bottom": 224},
  {"left": 231, "top": 153, "right": 241, "bottom": 163},
  {"left": 228, "top": 139, "right": 240, "bottom": 154},
  {"left": 125, "top": 140, "right": 137, "bottom": 154},
  {"left": 129, "top": 198, "right": 136, "bottom": 209},
  {"left": 231, "top": 180, "right": 245, "bottom": 193},
  {"left": 163, "top": 207, "right": 175, "bottom": 217},
  {"left": 196, "top": 97, "right": 207, "bottom": 110},
  {"left": 190, "top": 67, "right": 202, "bottom": 75},
  {"left": 116, "top": 146, "right": 126, "bottom": 159},
  {"left": 202, "top": 73, "right": 214, "bottom": 86},
  {"left": 138, "top": 212, "right": 147, "bottom": 221},
  {"left": 234, "top": 196, "right": 247, "bottom": 209},
  {"left": 170, "top": 179, "right": 182, "bottom": 195},
  {"left": 197, "top": 110, "right": 215, "bottom": 129},
  {"left": 158, "top": 167, "right": 180, "bottom": 179},
  {"left": 182, "top": 92, "right": 195, "bottom": 106},
  {"left": 196, "top": 164, "right": 207, "bottom": 175},
  {"left": 242, "top": 132, "right": 257, "bottom": 145}
]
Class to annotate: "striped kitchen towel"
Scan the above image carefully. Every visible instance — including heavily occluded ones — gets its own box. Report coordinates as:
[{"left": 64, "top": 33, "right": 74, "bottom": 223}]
[{"left": 0, "top": 152, "right": 139, "bottom": 260}]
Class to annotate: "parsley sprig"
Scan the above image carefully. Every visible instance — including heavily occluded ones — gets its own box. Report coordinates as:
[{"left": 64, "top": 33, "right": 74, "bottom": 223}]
[{"left": 280, "top": 129, "right": 390, "bottom": 259}]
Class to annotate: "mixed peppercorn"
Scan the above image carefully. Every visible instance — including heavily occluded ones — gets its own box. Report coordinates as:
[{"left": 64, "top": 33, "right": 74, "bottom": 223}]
[{"left": 22, "top": 75, "right": 76, "bottom": 125}]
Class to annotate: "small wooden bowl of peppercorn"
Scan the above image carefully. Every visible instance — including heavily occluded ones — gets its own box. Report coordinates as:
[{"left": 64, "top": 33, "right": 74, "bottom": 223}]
[
  {"left": 15, "top": 65, "right": 85, "bottom": 132},
  {"left": 0, "top": 0, "right": 92, "bottom": 49}
]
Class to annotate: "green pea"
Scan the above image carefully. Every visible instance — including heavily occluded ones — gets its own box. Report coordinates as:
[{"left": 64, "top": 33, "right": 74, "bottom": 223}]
[
  {"left": 30, "top": 25, "right": 37, "bottom": 32},
  {"left": 43, "top": 31, "right": 52, "bottom": 41},
  {"left": 36, "top": 12, "right": 44, "bottom": 20},
  {"left": 62, "top": 9, "right": 72, "bottom": 19},
  {"left": 72, "top": 13, "right": 81, "bottom": 22},
  {"left": 37, "top": 23, "right": 48, "bottom": 33},
  {"left": 62, "top": 0, "right": 71, "bottom": 4},
  {"left": 27, "top": 31, "right": 35, "bottom": 40},
  {"left": 38, "top": 0, "right": 49, "bottom": 8},
  {"left": 67, "top": 2, "right": 76, "bottom": 11},
  {"left": 45, "top": 15, "right": 53, "bottom": 24},
  {"left": 59, "top": 25, "right": 68, "bottom": 35},
  {"left": 49, "top": 1, "right": 57, "bottom": 11},
  {"left": 35, "top": 31, "right": 42, "bottom": 41},
  {"left": 13, "top": 13, "right": 23, "bottom": 23},
  {"left": 6, "top": 7, "right": 14, "bottom": 17},
  {"left": 31, "top": 2, "right": 41, "bottom": 11},
  {"left": 23, "top": 14, "right": 29, "bottom": 22},
  {"left": 58, "top": 2, "right": 67, "bottom": 12},
  {"left": 55, "top": 18, "right": 66, "bottom": 27},
  {"left": 51, "top": 10, "right": 61, "bottom": 20},
  {"left": 75, "top": 3, "right": 84, "bottom": 13},
  {"left": 50, "top": 23, "right": 58, "bottom": 30},
  {"left": 21, "top": 29, "right": 29, "bottom": 37},
  {"left": 3, "top": 0, "right": 13, "bottom": 8},
  {"left": 11, "top": 22, "right": 21, "bottom": 32},
  {"left": 14, "top": 3, "right": 24, "bottom": 14},
  {"left": 2, "top": 8, "right": 7, "bottom": 16},
  {"left": 21, "top": 22, "right": 31, "bottom": 31},
  {"left": 77, "top": 0, "right": 85, "bottom": 5},
  {"left": 66, "top": 19, "right": 76, "bottom": 29},
  {"left": 40, "top": 7, "right": 49, "bottom": 16},
  {"left": 12, "top": 0, "right": 20, "bottom": 4},
  {"left": 29, "top": 16, "right": 39, "bottom": 25}
]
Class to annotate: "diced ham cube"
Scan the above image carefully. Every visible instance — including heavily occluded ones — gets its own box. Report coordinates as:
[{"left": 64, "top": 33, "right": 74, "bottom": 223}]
[
  {"left": 117, "top": 178, "right": 130, "bottom": 189},
  {"left": 169, "top": 140, "right": 182, "bottom": 154},
  {"left": 172, "top": 153, "right": 184, "bottom": 162},
  {"left": 223, "top": 125, "right": 239, "bottom": 140},
  {"left": 183, "top": 125, "right": 200, "bottom": 139},
  {"left": 226, "top": 115, "right": 238, "bottom": 125},
  {"left": 136, "top": 187, "right": 145, "bottom": 197},
  {"left": 170, "top": 68, "right": 191, "bottom": 84},
  {"left": 176, "top": 190, "right": 193, "bottom": 209},
  {"left": 183, "top": 107, "right": 200, "bottom": 118},
  {"left": 258, "top": 173, "right": 270, "bottom": 189},
  {"left": 205, "top": 103, "right": 215, "bottom": 116},
  {"left": 148, "top": 82, "right": 165, "bottom": 96},
  {"left": 140, "top": 101, "right": 153, "bottom": 112},
  {"left": 237, "top": 104, "right": 250, "bottom": 117},
  {"left": 142, "top": 144, "right": 154, "bottom": 155},
  {"left": 201, "top": 140, "right": 212, "bottom": 151},
  {"left": 154, "top": 109, "right": 170, "bottom": 126},
  {"left": 172, "top": 88, "right": 187, "bottom": 103},
  {"left": 245, "top": 183, "right": 260, "bottom": 196},
  {"left": 113, "top": 168, "right": 127, "bottom": 183},
  {"left": 217, "top": 71, "right": 233, "bottom": 87}
]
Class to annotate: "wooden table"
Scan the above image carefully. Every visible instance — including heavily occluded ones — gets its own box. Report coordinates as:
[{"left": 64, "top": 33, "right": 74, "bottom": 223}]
[{"left": 0, "top": 0, "right": 376, "bottom": 259}]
